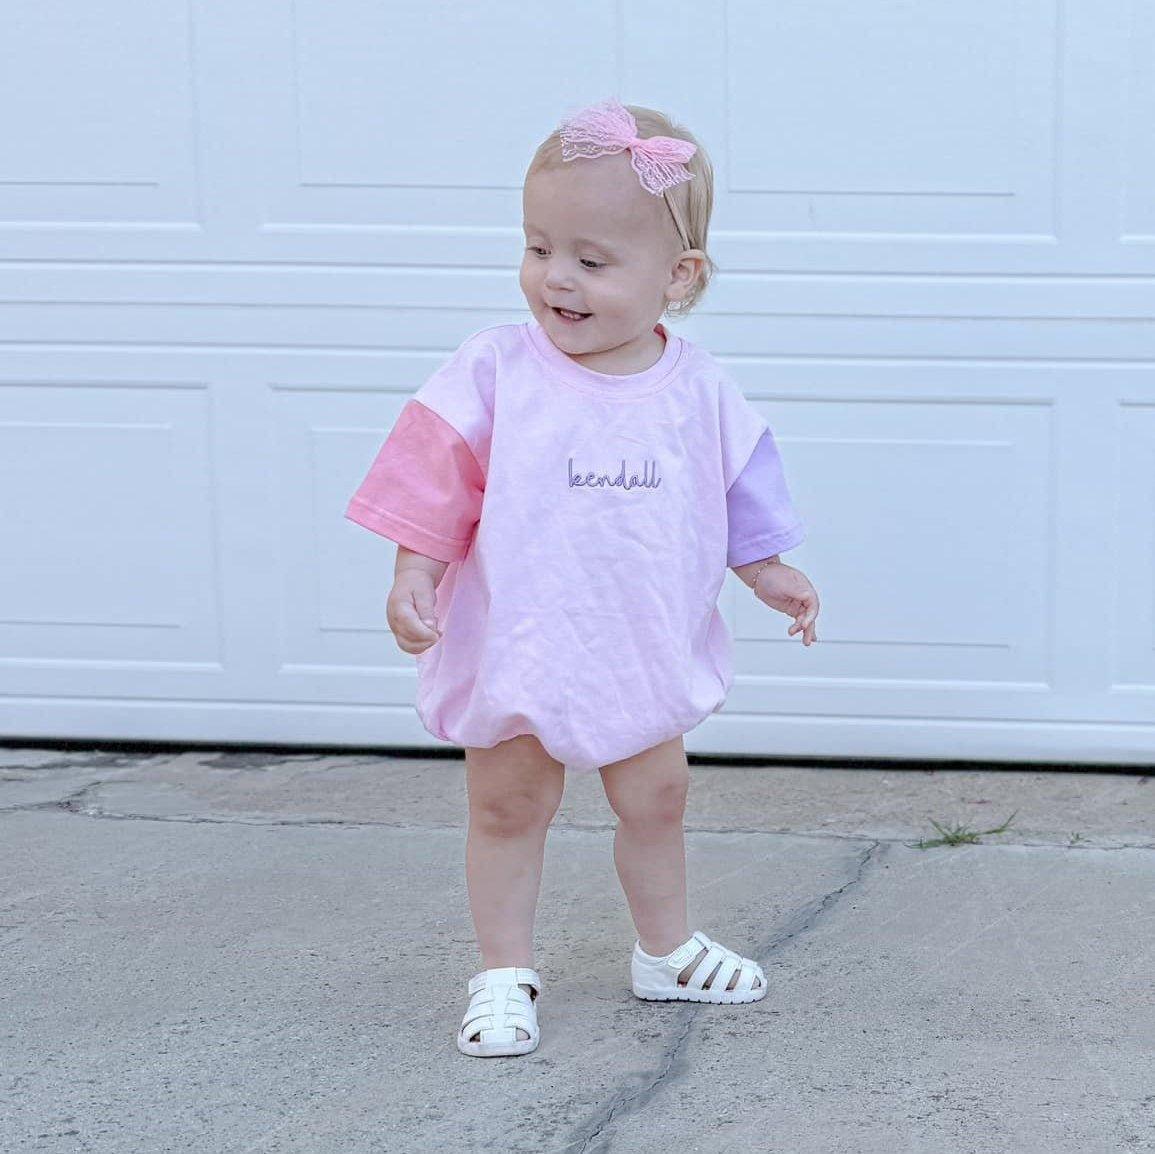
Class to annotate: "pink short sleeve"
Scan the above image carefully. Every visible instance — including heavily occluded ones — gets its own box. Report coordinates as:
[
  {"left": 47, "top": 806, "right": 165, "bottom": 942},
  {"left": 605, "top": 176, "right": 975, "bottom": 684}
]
[
  {"left": 344, "top": 398, "right": 485, "bottom": 563},
  {"left": 716, "top": 370, "right": 770, "bottom": 491}
]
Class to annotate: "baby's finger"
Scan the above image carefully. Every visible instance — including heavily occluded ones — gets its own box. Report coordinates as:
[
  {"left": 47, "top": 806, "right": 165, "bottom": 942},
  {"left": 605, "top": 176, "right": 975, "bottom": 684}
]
[
  {"left": 394, "top": 604, "right": 439, "bottom": 644},
  {"left": 405, "top": 599, "right": 441, "bottom": 636},
  {"left": 409, "top": 602, "right": 440, "bottom": 636},
  {"left": 790, "top": 608, "right": 815, "bottom": 642},
  {"left": 410, "top": 590, "right": 440, "bottom": 635}
]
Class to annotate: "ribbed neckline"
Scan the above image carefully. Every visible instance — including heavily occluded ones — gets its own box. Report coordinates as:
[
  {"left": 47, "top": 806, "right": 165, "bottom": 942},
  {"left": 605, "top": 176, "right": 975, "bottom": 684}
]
[{"left": 523, "top": 318, "right": 684, "bottom": 398}]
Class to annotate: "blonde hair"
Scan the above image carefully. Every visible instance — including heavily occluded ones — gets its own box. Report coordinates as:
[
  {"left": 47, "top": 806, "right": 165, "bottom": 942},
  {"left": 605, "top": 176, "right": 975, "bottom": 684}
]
[{"left": 525, "top": 103, "right": 716, "bottom": 319}]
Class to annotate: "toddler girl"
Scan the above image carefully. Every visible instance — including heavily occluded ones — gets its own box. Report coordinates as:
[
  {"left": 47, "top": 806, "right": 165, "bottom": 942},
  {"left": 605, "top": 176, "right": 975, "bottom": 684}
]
[{"left": 344, "top": 98, "right": 821, "bottom": 1058}]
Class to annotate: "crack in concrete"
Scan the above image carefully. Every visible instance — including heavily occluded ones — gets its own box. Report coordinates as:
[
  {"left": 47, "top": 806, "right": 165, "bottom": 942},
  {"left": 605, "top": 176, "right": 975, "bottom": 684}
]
[
  {"left": 1, "top": 782, "right": 1152, "bottom": 852},
  {"left": 566, "top": 840, "right": 882, "bottom": 1153},
  {"left": 761, "top": 838, "right": 882, "bottom": 954},
  {"left": 0, "top": 750, "right": 163, "bottom": 773},
  {"left": 0, "top": 780, "right": 110, "bottom": 817},
  {"left": 2, "top": 788, "right": 1150, "bottom": 851},
  {"left": 569, "top": 1012, "right": 699, "bottom": 1154},
  {"left": 195, "top": 751, "right": 347, "bottom": 772}
]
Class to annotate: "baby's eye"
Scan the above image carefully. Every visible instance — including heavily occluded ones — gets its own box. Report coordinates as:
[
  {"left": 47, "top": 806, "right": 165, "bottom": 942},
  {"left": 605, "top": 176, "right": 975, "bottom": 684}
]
[{"left": 524, "top": 246, "right": 602, "bottom": 269}]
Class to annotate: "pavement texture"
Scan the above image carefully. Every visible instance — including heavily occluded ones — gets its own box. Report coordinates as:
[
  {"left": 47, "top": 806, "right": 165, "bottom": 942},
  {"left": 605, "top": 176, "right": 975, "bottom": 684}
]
[{"left": 1, "top": 744, "right": 1152, "bottom": 1154}]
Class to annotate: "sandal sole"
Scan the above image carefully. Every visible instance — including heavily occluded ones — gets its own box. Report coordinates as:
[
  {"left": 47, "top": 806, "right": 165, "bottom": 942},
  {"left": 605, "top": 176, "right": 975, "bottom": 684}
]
[
  {"left": 457, "top": 1035, "right": 540, "bottom": 1057},
  {"left": 632, "top": 985, "right": 767, "bottom": 1004}
]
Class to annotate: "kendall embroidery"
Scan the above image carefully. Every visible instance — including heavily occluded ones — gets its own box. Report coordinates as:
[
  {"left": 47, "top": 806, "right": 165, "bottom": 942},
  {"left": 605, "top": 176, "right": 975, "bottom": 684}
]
[{"left": 568, "top": 457, "right": 662, "bottom": 491}]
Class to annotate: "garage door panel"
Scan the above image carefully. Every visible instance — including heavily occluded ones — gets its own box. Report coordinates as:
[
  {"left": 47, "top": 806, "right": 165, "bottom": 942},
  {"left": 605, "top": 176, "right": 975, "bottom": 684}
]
[
  {"left": 721, "top": 359, "right": 1155, "bottom": 748},
  {"left": 728, "top": 0, "right": 1059, "bottom": 236},
  {"left": 1114, "top": 403, "right": 1155, "bottom": 689},
  {"left": 734, "top": 398, "right": 1052, "bottom": 683},
  {"left": 0, "top": 1, "right": 198, "bottom": 226},
  {"left": 284, "top": 388, "right": 411, "bottom": 673},
  {"left": 1122, "top": 2, "right": 1155, "bottom": 243},
  {"left": 0, "top": 378, "right": 220, "bottom": 669}
]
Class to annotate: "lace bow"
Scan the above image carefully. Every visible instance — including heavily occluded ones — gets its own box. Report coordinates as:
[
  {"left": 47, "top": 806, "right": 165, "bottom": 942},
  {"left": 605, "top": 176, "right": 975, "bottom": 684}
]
[{"left": 558, "top": 98, "right": 697, "bottom": 196}]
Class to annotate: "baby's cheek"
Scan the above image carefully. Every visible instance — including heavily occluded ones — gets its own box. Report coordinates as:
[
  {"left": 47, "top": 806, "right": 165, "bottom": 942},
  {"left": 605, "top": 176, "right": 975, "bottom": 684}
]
[{"left": 594, "top": 285, "right": 630, "bottom": 312}]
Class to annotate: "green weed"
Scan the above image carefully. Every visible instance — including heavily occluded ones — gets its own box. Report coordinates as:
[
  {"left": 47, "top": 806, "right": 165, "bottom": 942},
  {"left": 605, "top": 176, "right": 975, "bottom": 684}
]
[{"left": 909, "top": 809, "right": 1018, "bottom": 849}]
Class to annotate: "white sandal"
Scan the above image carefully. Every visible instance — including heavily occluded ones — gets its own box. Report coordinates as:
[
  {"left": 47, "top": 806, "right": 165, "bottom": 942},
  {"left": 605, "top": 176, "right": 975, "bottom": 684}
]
[
  {"left": 457, "top": 966, "right": 542, "bottom": 1057},
  {"left": 631, "top": 930, "right": 766, "bottom": 1004}
]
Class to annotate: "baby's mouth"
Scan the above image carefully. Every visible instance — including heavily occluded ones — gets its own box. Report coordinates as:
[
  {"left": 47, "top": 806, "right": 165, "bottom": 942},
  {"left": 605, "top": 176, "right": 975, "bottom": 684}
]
[{"left": 552, "top": 306, "right": 592, "bottom": 323}]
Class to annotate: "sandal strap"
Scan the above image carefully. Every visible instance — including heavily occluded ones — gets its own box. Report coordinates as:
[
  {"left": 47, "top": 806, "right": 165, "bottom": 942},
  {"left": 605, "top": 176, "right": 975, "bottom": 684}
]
[
  {"left": 662, "top": 931, "right": 762, "bottom": 992},
  {"left": 663, "top": 930, "right": 713, "bottom": 970},
  {"left": 467, "top": 965, "right": 541, "bottom": 997},
  {"left": 684, "top": 942, "right": 729, "bottom": 990},
  {"left": 460, "top": 977, "right": 539, "bottom": 1045},
  {"left": 731, "top": 965, "right": 759, "bottom": 993},
  {"left": 461, "top": 996, "right": 535, "bottom": 1032}
]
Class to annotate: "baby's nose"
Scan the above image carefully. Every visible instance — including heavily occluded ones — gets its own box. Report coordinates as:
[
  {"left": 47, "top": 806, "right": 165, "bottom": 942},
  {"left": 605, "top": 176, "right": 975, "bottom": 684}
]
[{"left": 543, "top": 264, "right": 576, "bottom": 290}]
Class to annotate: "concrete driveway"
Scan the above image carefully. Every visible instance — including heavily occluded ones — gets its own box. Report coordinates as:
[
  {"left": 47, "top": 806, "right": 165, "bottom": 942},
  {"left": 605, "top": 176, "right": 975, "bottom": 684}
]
[{"left": 1, "top": 745, "right": 1152, "bottom": 1153}]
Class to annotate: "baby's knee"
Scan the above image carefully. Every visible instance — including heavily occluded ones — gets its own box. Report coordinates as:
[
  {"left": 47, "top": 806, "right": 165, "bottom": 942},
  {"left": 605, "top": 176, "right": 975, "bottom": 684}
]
[
  {"left": 469, "top": 789, "right": 560, "bottom": 837},
  {"left": 612, "top": 779, "right": 689, "bottom": 827}
]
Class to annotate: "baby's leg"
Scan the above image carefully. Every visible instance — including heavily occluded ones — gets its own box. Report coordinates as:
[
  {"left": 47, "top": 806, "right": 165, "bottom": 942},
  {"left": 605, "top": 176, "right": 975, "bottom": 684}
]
[
  {"left": 599, "top": 735, "right": 691, "bottom": 959},
  {"left": 463, "top": 734, "right": 565, "bottom": 978},
  {"left": 600, "top": 737, "right": 759, "bottom": 993}
]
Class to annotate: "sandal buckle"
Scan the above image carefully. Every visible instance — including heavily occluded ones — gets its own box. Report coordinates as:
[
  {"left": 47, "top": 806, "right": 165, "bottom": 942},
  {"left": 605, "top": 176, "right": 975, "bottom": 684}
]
[{"left": 663, "top": 932, "right": 708, "bottom": 970}]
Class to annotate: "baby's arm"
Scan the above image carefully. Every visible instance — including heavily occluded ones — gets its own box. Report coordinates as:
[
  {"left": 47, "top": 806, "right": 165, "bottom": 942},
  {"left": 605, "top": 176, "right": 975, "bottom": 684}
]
[
  {"left": 726, "top": 428, "right": 818, "bottom": 644},
  {"left": 731, "top": 554, "right": 820, "bottom": 645},
  {"left": 731, "top": 555, "right": 780, "bottom": 589},
  {"left": 389, "top": 546, "right": 449, "bottom": 655},
  {"left": 395, "top": 546, "right": 449, "bottom": 587},
  {"left": 345, "top": 398, "right": 484, "bottom": 655}
]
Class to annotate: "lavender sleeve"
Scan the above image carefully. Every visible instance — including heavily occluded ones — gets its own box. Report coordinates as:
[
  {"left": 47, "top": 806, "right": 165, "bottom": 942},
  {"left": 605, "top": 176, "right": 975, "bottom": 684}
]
[{"left": 726, "top": 427, "right": 806, "bottom": 567}]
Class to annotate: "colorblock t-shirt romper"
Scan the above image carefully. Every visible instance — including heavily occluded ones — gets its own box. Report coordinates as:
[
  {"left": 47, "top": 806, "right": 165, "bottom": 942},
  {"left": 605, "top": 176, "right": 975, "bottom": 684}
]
[{"left": 345, "top": 319, "right": 805, "bottom": 774}]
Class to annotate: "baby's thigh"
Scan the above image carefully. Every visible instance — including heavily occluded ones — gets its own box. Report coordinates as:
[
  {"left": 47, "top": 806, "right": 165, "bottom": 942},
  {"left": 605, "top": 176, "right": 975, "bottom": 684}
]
[
  {"left": 599, "top": 735, "right": 689, "bottom": 825},
  {"left": 463, "top": 734, "right": 566, "bottom": 820}
]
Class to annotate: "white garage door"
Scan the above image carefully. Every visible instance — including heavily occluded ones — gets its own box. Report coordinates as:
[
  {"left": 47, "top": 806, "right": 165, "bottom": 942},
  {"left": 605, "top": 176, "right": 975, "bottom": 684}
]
[{"left": 2, "top": 4, "right": 1153, "bottom": 765}]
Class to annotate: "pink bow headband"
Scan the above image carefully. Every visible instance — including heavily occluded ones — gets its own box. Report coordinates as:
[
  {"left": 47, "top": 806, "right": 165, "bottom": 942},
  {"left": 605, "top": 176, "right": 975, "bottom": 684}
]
[{"left": 557, "top": 98, "right": 696, "bottom": 249}]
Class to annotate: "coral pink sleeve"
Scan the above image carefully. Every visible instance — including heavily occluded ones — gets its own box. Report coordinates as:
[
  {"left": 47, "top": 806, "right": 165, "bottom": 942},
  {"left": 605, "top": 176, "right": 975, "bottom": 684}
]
[{"left": 344, "top": 399, "right": 485, "bottom": 564}]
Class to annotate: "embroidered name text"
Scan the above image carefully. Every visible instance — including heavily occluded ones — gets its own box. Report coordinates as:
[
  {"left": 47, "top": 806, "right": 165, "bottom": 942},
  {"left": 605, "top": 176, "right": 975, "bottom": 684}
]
[{"left": 568, "top": 457, "right": 662, "bottom": 491}]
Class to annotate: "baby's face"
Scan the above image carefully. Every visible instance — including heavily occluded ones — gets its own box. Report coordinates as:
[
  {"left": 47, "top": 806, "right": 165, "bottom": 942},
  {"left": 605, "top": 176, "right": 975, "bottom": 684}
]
[{"left": 520, "top": 154, "right": 688, "bottom": 372}]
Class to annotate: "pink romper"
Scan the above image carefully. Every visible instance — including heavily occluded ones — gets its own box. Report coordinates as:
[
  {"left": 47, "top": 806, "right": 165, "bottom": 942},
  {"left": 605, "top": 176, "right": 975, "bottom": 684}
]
[{"left": 345, "top": 319, "right": 805, "bottom": 774}]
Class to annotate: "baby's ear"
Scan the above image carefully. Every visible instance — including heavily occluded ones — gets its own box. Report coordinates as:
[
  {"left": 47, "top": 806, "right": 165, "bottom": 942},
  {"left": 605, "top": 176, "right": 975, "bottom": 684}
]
[
  {"left": 672, "top": 249, "right": 706, "bottom": 290},
  {"left": 669, "top": 250, "right": 702, "bottom": 302}
]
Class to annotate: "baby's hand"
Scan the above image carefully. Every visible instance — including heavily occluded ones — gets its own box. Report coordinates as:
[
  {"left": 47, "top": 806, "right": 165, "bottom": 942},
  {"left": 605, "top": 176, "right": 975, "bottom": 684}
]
[
  {"left": 752, "top": 560, "right": 820, "bottom": 646},
  {"left": 387, "top": 570, "right": 443, "bottom": 655}
]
